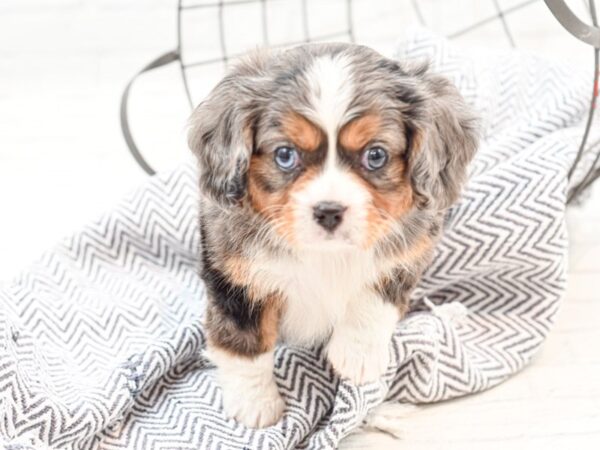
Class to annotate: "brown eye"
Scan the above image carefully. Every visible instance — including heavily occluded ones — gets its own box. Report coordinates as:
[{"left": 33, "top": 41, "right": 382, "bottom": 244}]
[
  {"left": 361, "top": 146, "right": 388, "bottom": 171},
  {"left": 274, "top": 146, "right": 300, "bottom": 171}
]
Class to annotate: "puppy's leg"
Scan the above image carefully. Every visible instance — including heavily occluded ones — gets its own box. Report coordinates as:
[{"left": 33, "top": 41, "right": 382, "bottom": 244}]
[
  {"left": 326, "top": 289, "right": 402, "bottom": 385},
  {"left": 207, "top": 346, "right": 284, "bottom": 428},
  {"left": 205, "top": 290, "right": 284, "bottom": 428}
]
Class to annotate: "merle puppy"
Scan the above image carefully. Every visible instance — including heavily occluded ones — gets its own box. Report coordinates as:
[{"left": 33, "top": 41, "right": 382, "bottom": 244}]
[{"left": 188, "top": 43, "right": 478, "bottom": 428}]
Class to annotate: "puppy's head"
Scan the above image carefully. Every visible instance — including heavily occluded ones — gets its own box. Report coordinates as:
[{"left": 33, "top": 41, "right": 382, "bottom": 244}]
[{"left": 189, "top": 44, "right": 478, "bottom": 250}]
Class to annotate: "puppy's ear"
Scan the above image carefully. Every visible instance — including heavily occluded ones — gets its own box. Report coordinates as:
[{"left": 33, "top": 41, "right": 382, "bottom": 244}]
[
  {"left": 406, "top": 69, "right": 479, "bottom": 210},
  {"left": 188, "top": 53, "right": 270, "bottom": 206}
]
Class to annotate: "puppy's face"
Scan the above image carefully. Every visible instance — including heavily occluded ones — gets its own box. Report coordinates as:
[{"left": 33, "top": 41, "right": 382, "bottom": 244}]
[
  {"left": 248, "top": 59, "right": 414, "bottom": 249},
  {"left": 189, "top": 44, "right": 478, "bottom": 251}
]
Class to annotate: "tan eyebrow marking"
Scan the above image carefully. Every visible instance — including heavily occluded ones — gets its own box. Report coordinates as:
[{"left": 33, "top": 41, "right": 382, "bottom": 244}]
[
  {"left": 281, "top": 113, "right": 323, "bottom": 152},
  {"left": 339, "top": 114, "right": 382, "bottom": 152}
]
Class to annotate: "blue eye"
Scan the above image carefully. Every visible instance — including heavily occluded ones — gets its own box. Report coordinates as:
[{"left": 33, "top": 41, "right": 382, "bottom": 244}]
[
  {"left": 274, "top": 146, "right": 300, "bottom": 171},
  {"left": 361, "top": 146, "right": 388, "bottom": 170}
]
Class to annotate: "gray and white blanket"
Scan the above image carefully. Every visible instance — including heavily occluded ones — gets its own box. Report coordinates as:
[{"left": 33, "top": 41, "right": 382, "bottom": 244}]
[{"left": 1, "top": 31, "right": 598, "bottom": 449}]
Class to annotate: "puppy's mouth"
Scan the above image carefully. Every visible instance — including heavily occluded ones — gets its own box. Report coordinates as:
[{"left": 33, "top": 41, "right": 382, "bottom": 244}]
[
  {"left": 317, "top": 228, "right": 355, "bottom": 246},
  {"left": 301, "top": 233, "right": 357, "bottom": 251}
]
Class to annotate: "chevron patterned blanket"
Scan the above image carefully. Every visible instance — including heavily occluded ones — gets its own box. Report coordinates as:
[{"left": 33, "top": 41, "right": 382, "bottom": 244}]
[{"left": 1, "top": 31, "right": 598, "bottom": 450}]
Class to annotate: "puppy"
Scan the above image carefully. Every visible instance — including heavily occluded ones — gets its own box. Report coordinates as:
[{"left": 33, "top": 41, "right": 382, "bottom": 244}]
[{"left": 188, "top": 43, "right": 478, "bottom": 428}]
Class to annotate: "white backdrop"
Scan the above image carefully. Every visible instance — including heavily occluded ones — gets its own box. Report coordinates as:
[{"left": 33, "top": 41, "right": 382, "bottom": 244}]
[{"left": 0, "top": 0, "right": 593, "bottom": 276}]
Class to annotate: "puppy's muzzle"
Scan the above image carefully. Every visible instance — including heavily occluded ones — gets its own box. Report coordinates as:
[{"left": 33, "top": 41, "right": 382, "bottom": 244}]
[{"left": 312, "top": 201, "right": 347, "bottom": 232}]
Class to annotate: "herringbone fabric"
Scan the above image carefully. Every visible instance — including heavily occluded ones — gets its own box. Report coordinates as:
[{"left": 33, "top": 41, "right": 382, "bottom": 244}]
[{"left": 1, "top": 31, "right": 598, "bottom": 450}]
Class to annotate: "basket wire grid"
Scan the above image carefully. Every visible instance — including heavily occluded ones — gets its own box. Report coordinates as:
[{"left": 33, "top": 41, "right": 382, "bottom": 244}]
[{"left": 120, "top": 0, "right": 600, "bottom": 203}]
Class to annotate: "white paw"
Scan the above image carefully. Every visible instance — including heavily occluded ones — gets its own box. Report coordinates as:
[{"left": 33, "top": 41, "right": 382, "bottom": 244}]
[
  {"left": 221, "top": 377, "right": 285, "bottom": 428},
  {"left": 358, "top": 402, "right": 419, "bottom": 438},
  {"left": 326, "top": 332, "right": 391, "bottom": 385},
  {"left": 208, "top": 349, "right": 285, "bottom": 428}
]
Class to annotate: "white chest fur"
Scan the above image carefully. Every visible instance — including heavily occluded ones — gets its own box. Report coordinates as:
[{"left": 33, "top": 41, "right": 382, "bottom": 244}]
[{"left": 251, "top": 248, "right": 385, "bottom": 346}]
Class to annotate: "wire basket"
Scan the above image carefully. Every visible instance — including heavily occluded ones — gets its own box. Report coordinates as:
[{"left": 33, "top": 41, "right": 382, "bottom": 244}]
[{"left": 120, "top": 0, "right": 600, "bottom": 202}]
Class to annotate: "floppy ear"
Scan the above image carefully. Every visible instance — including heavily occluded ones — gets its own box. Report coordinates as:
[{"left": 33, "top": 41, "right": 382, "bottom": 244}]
[
  {"left": 188, "top": 53, "right": 270, "bottom": 206},
  {"left": 406, "top": 71, "right": 479, "bottom": 210}
]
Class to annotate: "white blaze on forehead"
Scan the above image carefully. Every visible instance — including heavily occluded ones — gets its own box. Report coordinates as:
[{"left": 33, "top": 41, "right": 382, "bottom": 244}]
[
  {"left": 293, "top": 164, "right": 368, "bottom": 207},
  {"left": 293, "top": 53, "right": 371, "bottom": 247},
  {"left": 305, "top": 54, "right": 354, "bottom": 166}
]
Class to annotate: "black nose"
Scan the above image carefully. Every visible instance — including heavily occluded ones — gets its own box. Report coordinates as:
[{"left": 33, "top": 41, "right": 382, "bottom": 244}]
[{"left": 312, "top": 201, "right": 347, "bottom": 232}]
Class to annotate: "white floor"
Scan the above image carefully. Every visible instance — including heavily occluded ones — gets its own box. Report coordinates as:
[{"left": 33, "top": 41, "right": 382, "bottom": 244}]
[{"left": 1, "top": 1, "right": 599, "bottom": 449}]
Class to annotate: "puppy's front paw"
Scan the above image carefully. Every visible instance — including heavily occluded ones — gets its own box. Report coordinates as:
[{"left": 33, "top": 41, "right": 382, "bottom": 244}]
[
  {"left": 209, "top": 349, "right": 285, "bottom": 428},
  {"left": 326, "top": 332, "right": 391, "bottom": 385},
  {"left": 221, "top": 377, "right": 285, "bottom": 428}
]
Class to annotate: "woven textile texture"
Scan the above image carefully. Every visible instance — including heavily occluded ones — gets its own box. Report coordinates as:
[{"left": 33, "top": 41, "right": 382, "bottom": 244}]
[{"left": 1, "top": 30, "right": 598, "bottom": 449}]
